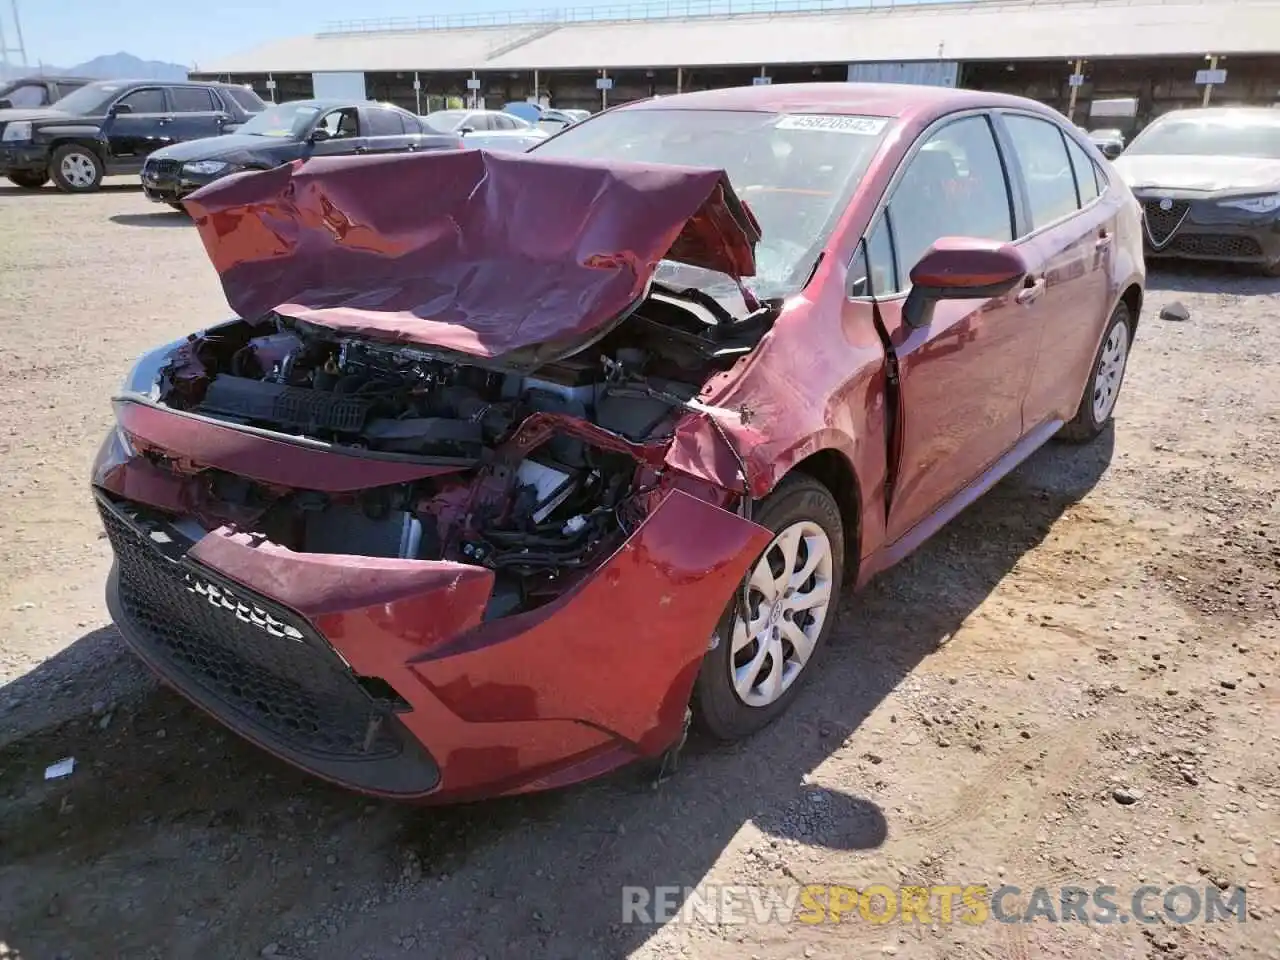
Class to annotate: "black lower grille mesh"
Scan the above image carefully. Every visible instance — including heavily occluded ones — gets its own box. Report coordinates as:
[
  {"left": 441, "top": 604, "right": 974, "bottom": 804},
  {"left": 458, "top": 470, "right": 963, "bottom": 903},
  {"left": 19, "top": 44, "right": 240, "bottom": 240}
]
[
  {"left": 1166, "top": 234, "right": 1264, "bottom": 259},
  {"left": 98, "top": 496, "right": 401, "bottom": 761}
]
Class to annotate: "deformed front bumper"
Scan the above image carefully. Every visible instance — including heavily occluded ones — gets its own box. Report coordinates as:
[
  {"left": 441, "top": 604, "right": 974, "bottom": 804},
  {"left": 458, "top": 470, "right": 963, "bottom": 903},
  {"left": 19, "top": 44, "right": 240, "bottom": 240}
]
[{"left": 93, "top": 428, "right": 770, "bottom": 801}]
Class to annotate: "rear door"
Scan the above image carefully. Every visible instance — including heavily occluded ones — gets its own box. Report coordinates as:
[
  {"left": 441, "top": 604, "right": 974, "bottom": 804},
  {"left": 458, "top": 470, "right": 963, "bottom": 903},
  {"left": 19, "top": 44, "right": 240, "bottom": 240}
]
[
  {"left": 995, "top": 112, "right": 1114, "bottom": 429},
  {"left": 166, "top": 85, "right": 225, "bottom": 144},
  {"left": 855, "top": 112, "right": 1044, "bottom": 544},
  {"left": 103, "top": 86, "right": 171, "bottom": 169},
  {"left": 361, "top": 106, "right": 415, "bottom": 154}
]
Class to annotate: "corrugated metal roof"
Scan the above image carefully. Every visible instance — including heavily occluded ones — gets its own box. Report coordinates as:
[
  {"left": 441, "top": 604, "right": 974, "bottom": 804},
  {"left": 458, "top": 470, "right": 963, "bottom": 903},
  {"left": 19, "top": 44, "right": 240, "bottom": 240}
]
[{"left": 199, "top": 0, "right": 1280, "bottom": 74}]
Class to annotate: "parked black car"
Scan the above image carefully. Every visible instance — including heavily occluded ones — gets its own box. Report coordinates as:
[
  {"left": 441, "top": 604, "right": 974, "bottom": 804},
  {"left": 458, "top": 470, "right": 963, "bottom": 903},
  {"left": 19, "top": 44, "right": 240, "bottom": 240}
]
[
  {"left": 0, "top": 78, "right": 265, "bottom": 192},
  {"left": 141, "top": 99, "right": 462, "bottom": 207},
  {"left": 0, "top": 75, "right": 93, "bottom": 109}
]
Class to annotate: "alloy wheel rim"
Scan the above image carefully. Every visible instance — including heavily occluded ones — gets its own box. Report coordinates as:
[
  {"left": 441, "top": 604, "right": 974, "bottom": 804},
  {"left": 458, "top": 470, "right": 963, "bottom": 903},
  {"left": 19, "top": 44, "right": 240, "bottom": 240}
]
[
  {"left": 728, "top": 520, "right": 834, "bottom": 708},
  {"left": 1092, "top": 320, "right": 1130, "bottom": 423},
  {"left": 61, "top": 154, "right": 96, "bottom": 188}
]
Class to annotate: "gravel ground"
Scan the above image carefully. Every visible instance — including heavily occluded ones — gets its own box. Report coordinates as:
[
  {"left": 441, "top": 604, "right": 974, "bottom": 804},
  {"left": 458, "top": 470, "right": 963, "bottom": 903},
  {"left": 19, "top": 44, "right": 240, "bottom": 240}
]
[{"left": 0, "top": 181, "right": 1276, "bottom": 960}]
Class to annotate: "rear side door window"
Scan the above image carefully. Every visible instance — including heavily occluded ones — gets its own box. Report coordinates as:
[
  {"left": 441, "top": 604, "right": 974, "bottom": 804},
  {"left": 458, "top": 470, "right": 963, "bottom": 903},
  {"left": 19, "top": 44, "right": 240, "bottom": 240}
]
[
  {"left": 1003, "top": 115, "right": 1080, "bottom": 229},
  {"left": 365, "top": 107, "right": 405, "bottom": 138},
  {"left": 170, "top": 87, "right": 216, "bottom": 113},
  {"left": 1063, "top": 136, "right": 1100, "bottom": 206},
  {"left": 875, "top": 114, "right": 1015, "bottom": 294}
]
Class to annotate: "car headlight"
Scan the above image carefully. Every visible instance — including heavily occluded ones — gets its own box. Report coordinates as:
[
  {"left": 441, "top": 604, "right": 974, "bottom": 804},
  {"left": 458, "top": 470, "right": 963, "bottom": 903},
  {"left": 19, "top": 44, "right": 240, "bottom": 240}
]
[
  {"left": 1217, "top": 193, "right": 1280, "bottom": 214},
  {"left": 1, "top": 121, "right": 33, "bottom": 142},
  {"left": 121, "top": 337, "right": 189, "bottom": 398},
  {"left": 183, "top": 160, "right": 231, "bottom": 176}
]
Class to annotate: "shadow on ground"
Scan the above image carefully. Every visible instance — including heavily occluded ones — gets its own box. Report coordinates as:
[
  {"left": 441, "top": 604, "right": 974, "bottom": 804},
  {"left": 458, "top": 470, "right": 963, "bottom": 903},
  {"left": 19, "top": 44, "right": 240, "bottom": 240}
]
[
  {"left": 0, "top": 429, "right": 1113, "bottom": 960},
  {"left": 1147, "top": 262, "right": 1280, "bottom": 297},
  {"left": 0, "top": 183, "right": 140, "bottom": 198},
  {"left": 109, "top": 211, "right": 189, "bottom": 228}
]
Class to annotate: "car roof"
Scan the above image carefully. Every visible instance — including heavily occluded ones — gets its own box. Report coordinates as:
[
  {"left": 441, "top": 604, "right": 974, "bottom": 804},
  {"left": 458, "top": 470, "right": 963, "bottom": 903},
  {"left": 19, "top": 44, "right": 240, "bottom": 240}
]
[
  {"left": 80, "top": 78, "right": 240, "bottom": 89},
  {"left": 620, "top": 82, "right": 1056, "bottom": 123},
  {"left": 4, "top": 75, "right": 94, "bottom": 84}
]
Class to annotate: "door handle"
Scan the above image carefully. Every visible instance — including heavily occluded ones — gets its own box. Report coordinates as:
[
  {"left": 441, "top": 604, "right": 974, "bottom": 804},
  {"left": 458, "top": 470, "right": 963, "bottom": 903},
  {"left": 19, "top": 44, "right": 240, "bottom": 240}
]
[
  {"left": 354, "top": 145, "right": 369, "bottom": 153},
  {"left": 1015, "top": 276, "right": 1046, "bottom": 306},
  {"left": 157, "top": 116, "right": 174, "bottom": 125}
]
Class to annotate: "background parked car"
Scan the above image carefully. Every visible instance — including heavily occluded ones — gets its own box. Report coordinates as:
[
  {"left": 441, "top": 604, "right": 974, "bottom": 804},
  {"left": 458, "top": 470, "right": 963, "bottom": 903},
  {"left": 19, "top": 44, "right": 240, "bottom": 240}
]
[
  {"left": 0, "top": 78, "right": 265, "bottom": 192},
  {"left": 537, "top": 108, "right": 590, "bottom": 133},
  {"left": 421, "top": 108, "right": 537, "bottom": 136},
  {"left": 1087, "top": 127, "right": 1126, "bottom": 158},
  {"left": 0, "top": 75, "right": 92, "bottom": 109},
  {"left": 457, "top": 129, "right": 546, "bottom": 152},
  {"left": 142, "top": 99, "right": 461, "bottom": 208},
  {"left": 1111, "top": 106, "right": 1280, "bottom": 274}
]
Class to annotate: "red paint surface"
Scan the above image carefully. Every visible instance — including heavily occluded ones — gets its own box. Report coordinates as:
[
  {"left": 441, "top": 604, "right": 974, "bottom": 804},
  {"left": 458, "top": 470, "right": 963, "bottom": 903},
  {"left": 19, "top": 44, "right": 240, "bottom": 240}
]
[
  {"left": 184, "top": 150, "right": 759, "bottom": 359},
  {"left": 116, "top": 400, "right": 461, "bottom": 493},
  {"left": 185, "top": 489, "right": 768, "bottom": 799}
]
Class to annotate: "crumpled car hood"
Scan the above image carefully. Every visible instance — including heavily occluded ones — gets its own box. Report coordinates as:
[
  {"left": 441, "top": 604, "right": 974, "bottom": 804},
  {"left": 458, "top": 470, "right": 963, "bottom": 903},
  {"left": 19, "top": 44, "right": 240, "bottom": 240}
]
[{"left": 184, "top": 149, "right": 760, "bottom": 366}]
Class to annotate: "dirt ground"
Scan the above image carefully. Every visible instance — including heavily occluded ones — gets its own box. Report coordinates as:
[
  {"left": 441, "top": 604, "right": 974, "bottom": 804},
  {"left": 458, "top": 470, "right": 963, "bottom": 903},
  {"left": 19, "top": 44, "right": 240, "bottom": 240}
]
[{"left": 0, "top": 180, "right": 1276, "bottom": 960}]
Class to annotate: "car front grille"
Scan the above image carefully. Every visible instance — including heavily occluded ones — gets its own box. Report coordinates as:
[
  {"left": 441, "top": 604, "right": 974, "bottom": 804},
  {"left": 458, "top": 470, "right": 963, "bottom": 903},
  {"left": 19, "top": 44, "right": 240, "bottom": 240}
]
[
  {"left": 1142, "top": 199, "right": 1191, "bottom": 247},
  {"left": 1164, "top": 234, "right": 1264, "bottom": 259},
  {"left": 97, "top": 492, "right": 441, "bottom": 795},
  {"left": 145, "top": 158, "right": 181, "bottom": 178}
]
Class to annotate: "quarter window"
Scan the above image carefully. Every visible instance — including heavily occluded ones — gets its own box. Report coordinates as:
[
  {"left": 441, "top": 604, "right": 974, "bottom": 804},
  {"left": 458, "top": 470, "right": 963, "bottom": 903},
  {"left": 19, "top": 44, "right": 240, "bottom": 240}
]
[
  {"left": 170, "top": 87, "right": 216, "bottom": 112},
  {"left": 1003, "top": 114, "right": 1079, "bottom": 229},
  {"left": 883, "top": 115, "right": 1014, "bottom": 293},
  {"left": 1064, "top": 135, "right": 1100, "bottom": 206},
  {"left": 115, "top": 87, "right": 166, "bottom": 114}
]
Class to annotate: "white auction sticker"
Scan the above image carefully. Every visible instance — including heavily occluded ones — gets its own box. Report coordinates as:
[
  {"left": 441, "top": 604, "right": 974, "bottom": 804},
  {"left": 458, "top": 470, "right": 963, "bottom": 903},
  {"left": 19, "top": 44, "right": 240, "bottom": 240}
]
[{"left": 775, "top": 114, "right": 888, "bottom": 135}]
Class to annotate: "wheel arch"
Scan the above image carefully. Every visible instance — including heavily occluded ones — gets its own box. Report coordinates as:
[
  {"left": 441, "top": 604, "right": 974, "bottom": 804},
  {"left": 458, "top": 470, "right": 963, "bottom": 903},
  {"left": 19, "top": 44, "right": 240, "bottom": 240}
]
[
  {"left": 1119, "top": 281, "right": 1143, "bottom": 335},
  {"left": 784, "top": 447, "right": 862, "bottom": 584},
  {"left": 49, "top": 137, "right": 108, "bottom": 164}
]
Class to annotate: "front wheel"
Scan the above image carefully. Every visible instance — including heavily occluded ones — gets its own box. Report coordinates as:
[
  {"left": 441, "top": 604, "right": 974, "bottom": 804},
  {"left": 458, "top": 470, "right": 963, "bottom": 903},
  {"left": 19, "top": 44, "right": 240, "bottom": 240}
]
[
  {"left": 1058, "top": 302, "right": 1132, "bottom": 443},
  {"left": 7, "top": 170, "right": 48, "bottom": 189},
  {"left": 693, "top": 474, "right": 845, "bottom": 741},
  {"left": 50, "top": 144, "right": 104, "bottom": 193}
]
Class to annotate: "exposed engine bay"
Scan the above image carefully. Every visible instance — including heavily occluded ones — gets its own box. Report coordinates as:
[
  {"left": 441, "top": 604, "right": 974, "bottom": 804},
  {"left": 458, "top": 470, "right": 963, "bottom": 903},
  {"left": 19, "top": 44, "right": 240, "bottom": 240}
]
[{"left": 138, "top": 288, "right": 773, "bottom": 618}]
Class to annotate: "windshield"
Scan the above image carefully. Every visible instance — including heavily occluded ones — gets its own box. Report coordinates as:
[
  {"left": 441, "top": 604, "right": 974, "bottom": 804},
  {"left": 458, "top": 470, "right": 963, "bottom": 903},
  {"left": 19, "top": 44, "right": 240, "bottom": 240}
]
[
  {"left": 1126, "top": 115, "right": 1280, "bottom": 159},
  {"left": 425, "top": 110, "right": 467, "bottom": 132},
  {"left": 237, "top": 102, "right": 322, "bottom": 138},
  {"left": 530, "top": 108, "right": 890, "bottom": 298},
  {"left": 45, "top": 82, "right": 119, "bottom": 115}
]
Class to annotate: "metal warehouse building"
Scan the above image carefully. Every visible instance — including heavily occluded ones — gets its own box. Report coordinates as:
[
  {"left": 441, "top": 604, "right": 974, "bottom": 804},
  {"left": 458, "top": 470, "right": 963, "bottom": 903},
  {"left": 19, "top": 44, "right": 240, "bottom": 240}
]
[{"left": 193, "top": 0, "right": 1280, "bottom": 125}]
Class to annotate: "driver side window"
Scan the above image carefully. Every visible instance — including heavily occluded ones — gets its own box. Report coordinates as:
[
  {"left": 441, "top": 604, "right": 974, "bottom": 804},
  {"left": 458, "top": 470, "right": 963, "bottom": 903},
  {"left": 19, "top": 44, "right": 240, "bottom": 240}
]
[
  {"left": 317, "top": 108, "right": 360, "bottom": 139},
  {"left": 871, "top": 115, "right": 1015, "bottom": 296}
]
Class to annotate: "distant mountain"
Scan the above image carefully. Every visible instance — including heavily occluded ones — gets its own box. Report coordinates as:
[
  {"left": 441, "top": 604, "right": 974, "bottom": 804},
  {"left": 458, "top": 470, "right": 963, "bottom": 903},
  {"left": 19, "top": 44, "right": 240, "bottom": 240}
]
[{"left": 1, "top": 52, "right": 188, "bottom": 81}]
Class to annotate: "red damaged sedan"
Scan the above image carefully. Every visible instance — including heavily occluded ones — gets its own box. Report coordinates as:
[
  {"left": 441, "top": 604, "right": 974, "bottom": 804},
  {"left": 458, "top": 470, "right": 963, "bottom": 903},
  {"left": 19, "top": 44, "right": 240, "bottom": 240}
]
[{"left": 92, "top": 83, "right": 1144, "bottom": 801}]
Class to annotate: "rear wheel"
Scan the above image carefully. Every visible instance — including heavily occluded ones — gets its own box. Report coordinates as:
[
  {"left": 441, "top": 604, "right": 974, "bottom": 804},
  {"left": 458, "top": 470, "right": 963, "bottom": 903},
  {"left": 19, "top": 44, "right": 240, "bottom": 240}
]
[
  {"left": 1259, "top": 259, "right": 1280, "bottom": 278},
  {"left": 50, "top": 144, "right": 103, "bottom": 193},
  {"left": 693, "top": 475, "right": 844, "bottom": 741},
  {"left": 167, "top": 202, "right": 186, "bottom": 212},
  {"left": 7, "top": 170, "right": 48, "bottom": 189},
  {"left": 1058, "top": 302, "right": 1132, "bottom": 443}
]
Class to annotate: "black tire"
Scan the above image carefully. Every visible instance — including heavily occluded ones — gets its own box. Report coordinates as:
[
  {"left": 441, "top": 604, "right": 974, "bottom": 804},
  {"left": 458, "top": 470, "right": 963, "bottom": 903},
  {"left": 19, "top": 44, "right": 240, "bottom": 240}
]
[
  {"left": 1058, "top": 301, "right": 1133, "bottom": 444},
  {"left": 49, "top": 143, "right": 104, "bottom": 193},
  {"left": 7, "top": 171, "right": 48, "bottom": 189},
  {"left": 1259, "top": 259, "right": 1280, "bottom": 278},
  {"left": 693, "top": 474, "right": 845, "bottom": 741},
  {"left": 167, "top": 202, "right": 186, "bottom": 212}
]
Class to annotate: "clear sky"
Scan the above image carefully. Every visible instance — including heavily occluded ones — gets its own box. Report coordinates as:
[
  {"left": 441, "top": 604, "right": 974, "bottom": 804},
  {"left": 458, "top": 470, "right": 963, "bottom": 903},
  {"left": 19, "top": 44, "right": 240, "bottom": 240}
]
[{"left": 11, "top": 0, "right": 553, "bottom": 69}]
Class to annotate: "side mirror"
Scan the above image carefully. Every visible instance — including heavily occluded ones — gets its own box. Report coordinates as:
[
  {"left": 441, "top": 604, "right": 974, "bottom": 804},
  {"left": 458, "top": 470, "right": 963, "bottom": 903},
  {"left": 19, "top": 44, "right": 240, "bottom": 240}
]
[
  {"left": 902, "top": 237, "right": 1028, "bottom": 328},
  {"left": 0, "top": 98, "right": 12, "bottom": 109},
  {"left": 309, "top": 127, "right": 331, "bottom": 142},
  {"left": 1104, "top": 144, "right": 1123, "bottom": 159},
  {"left": 458, "top": 125, "right": 475, "bottom": 135},
  {"left": 110, "top": 102, "right": 133, "bottom": 115}
]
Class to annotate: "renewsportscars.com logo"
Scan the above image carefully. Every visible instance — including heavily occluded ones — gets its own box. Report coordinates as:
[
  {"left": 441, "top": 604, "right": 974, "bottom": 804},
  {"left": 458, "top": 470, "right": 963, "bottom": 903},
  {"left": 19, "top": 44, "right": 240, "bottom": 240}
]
[{"left": 621, "top": 883, "right": 1249, "bottom": 926}]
